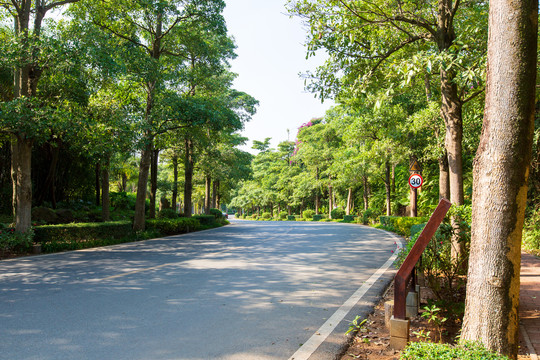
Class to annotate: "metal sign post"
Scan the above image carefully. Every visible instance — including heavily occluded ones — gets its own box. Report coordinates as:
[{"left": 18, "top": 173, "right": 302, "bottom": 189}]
[{"left": 409, "top": 159, "right": 423, "bottom": 217}]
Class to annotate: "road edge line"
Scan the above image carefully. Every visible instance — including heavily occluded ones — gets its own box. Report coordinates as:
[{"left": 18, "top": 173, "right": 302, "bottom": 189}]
[{"left": 288, "top": 231, "right": 403, "bottom": 360}]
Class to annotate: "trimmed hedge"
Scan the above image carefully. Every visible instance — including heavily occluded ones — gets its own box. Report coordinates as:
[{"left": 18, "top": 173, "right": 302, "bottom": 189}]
[
  {"left": 146, "top": 217, "right": 200, "bottom": 235},
  {"left": 192, "top": 215, "right": 217, "bottom": 226},
  {"left": 331, "top": 207, "right": 345, "bottom": 219},
  {"left": 312, "top": 214, "right": 323, "bottom": 221},
  {"left": 287, "top": 215, "right": 296, "bottom": 221},
  {"left": 34, "top": 221, "right": 133, "bottom": 244}
]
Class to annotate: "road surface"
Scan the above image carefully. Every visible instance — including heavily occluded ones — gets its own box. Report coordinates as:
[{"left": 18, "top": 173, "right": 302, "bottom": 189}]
[{"left": 0, "top": 219, "right": 401, "bottom": 360}]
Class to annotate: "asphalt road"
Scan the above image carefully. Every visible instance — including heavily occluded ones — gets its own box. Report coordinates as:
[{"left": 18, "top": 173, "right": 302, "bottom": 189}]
[{"left": 0, "top": 219, "right": 401, "bottom": 360}]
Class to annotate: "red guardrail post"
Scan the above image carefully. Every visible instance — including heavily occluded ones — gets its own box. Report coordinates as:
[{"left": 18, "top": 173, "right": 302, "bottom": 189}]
[{"left": 393, "top": 198, "right": 452, "bottom": 319}]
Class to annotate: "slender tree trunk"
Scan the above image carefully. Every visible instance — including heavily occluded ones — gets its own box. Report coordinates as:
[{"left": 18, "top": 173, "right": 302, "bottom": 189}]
[
  {"left": 149, "top": 148, "right": 159, "bottom": 219},
  {"left": 328, "top": 184, "right": 333, "bottom": 219},
  {"left": 183, "top": 137, "right": 194, "bottom": 217},
  {"left": 121, "top": 172, "right": 127, "bottom": 192},
  {"left": 346, "top": 188, "right": 353, "bottom": 215},
  {"left": 172, "top": 155, "right": 178, "bottom": 211},
  {"left": 133, "top": 140, "right": 152, "bottom": 231},
  {"left": 212, "top": 179, "right": 219, "bottom": 209},
  {"left": 11, "top": 138, "right": 19, "bottom": 221},
  {"left": 439, "top": 152, "right": 450, "bottom": 199},
  {"left": 101, "top": 156, "right": 110, "bottom": 221},
  {"left": 315, "top": 167, "right": 320, "bottom": 214},
  {"left": 461, "top": 0, "right": 537, "bottom": 357},
  {"left": 205, "top": 174, "right": 211, "bottom": 214},
  {"left": 385, "top": 161, "right": 391, "bottom": 216},
  {"left": 362, "top": 175, "right": 369, "bottom": 210}
]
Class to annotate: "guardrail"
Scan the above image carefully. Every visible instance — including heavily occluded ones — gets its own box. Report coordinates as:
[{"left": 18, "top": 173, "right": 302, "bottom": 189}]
[{"left": 393, "top": 198, "right": 452, "bottom": 319}]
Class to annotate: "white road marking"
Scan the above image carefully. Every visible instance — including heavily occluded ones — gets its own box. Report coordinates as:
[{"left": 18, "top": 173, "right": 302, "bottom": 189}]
[{"left": 288, "top": 231, "right": 403, "bottom": 360}]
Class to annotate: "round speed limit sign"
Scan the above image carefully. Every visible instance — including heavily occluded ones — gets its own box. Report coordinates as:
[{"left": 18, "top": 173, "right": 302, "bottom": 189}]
[{"left": 408, "top": 173, "right": 423, "bottom": 189}]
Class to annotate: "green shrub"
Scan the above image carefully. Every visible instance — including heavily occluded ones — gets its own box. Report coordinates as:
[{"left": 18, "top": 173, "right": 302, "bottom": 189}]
[
  {"left": 523, "top": 206, "right": 540, "bottom": 254},
  {"left": 331, "top": 207, "right": 345, "bottom": 219},
  {"left": 279, "top": 211, "right": 288, "bottom": 219},
  {"left": 209, "top": 208, "right": 223, "bottom": 219},
  {"left": 147, "top": 217, "right": 200, "bottom": 235},
  {"left": 110, "top": 192, "right": 136, "bottom": 210},
  {"left": 157, "top": 209, "right": 179, "bottom": 219},
  {"left": 312, "top": 214, "right": 323, "bottom": 221},
  {"left": 287, "top": 215, "right": 296, "bottom": 221},
  {"left": 261, "top": 212, "right": 272, "bottom": 219},
  {"left": 379, "top": 216, "right": 428, "bottom": 236},
  {"left": 362, "top": 208, "right": 379, "bottom": 224},
  {"left": 235, "top": 212, "right": 241, "bottom": 218},
  {"left": 0, "top": 228, "right": 33, "bottom": 256},
  {"left": 343, "top": 215, "right": 356, "bottom": 223},
  {"left": 400, "top": 341, "right": 511, "bottom": 360},
  {"left": 192, "top": 215, "right": 216, "bottom": 226},
  {"left": 302, "top": 209, "right": 315, "bottom": 219}
]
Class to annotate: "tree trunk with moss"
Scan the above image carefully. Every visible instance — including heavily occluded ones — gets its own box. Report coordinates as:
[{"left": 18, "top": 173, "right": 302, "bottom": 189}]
[{"left": 461, "top": 0, "right": 537, "bottom": 356}]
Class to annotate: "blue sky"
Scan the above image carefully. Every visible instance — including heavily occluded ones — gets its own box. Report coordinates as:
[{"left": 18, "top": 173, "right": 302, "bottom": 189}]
[{"left": 222, "top": 0, "right": 334, "bottom": 152}]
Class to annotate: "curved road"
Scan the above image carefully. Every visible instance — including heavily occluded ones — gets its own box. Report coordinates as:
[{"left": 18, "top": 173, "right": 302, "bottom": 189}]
[{"left": 0, "top": 219, "right": 401, "bottom": 360}]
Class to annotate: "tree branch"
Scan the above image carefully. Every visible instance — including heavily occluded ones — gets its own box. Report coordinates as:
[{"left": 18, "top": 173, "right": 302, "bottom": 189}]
[
  {"left": 462, "top": 88, "right": 484, "bottom": 104},
  {"left": 92, "top": 19, "right": 152, "bottom": 54},
  {"left": 44, "top": 0, "right": 79, "bottom": 12}
]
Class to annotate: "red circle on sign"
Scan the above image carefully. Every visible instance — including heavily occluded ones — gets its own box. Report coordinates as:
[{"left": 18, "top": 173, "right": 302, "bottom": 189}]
[{"left": 408, "top": 173, "right": 423, "bottom": 189}]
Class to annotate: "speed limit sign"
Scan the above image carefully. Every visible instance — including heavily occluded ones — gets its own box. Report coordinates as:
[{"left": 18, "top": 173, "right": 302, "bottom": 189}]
[{"left": 409, "top": 173, "right": 423, "bottom": 189}]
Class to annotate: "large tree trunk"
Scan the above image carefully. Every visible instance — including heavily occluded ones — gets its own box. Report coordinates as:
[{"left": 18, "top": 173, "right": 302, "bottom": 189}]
[
  {"left": 133, "top": 141, "right": 152, "bottom": 231},
  {"left": 461, "top": 0, "right": 537, "bottom": 357},
  {"left": 172, "top": 155, "right": 178, "bottom": 212},
  {"left": 101, "top": 157, "right": 110, "bottom": 221},
  {"left": 183, "top": 137, "right": 194, "bottom": 217},
  {"left": 12, "top": 135, "right": 33, "bottom": 232},
  {"left": 149, "top": 148, "right": 159, "bottom": 219}
]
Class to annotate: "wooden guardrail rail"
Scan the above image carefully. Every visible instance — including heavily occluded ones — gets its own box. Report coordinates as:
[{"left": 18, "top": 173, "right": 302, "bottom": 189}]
[{"left": 393, "top": 198, "right": 452, "bottom": 319}]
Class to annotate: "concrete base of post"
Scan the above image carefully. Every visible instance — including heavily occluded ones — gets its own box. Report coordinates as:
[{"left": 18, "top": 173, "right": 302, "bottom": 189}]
[
  {"left": 384, "top": 300, "right": 394, "bottom": 329},
  {"left": 406, "top": 291, "right": 419, "bottom": 318},
  {"left": 389, "top": 316, "right": 410, "bottom": 350}
]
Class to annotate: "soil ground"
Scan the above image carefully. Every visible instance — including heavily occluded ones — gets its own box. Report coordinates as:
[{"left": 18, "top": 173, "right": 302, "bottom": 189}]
[{"left": 340, "top": 282, "right": 532, "bottom": 360}]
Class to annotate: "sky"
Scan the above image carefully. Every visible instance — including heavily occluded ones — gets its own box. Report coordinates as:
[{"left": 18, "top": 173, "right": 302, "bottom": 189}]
[{"left": 222, "top": 0, "right": 334, "bottom": 153}]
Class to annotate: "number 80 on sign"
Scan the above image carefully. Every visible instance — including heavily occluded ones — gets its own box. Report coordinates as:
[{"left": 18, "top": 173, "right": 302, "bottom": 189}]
[{"left": 408, "top": 174, "right": 423, "bottom": 189}]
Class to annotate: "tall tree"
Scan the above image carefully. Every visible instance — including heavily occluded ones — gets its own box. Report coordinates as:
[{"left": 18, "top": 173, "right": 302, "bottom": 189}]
[
  {"left": 460, "top": 0, "right": 538, "bottom": 356},
  {"left": 1, "top": 0, "right": 81, "bottom": 231}
]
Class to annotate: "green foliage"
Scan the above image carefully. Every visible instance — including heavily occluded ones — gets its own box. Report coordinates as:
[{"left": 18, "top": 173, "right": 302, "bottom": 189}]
[
  {"left": 111, "top": 192, "right": 137, "bottom": 211},
  {"left": 279, "top": 211, "right": 288, "bottom": 220},
  {"left": 396, "top": 220, "right": 470, "bottom": 299},
  {"left": 0, "top": 228, "right": 34, "bottom": 256},
  {"left": 302, "top": 209, "right": 315, "bottom": 219},
  {"left": 400, "top": 341, "right": 511, "bottom": 360},
  {"left": 287, "top": 215, "right": 296, "bottom": 221},
  {"left": 312, "top": 214, "right": 323, "bottom": 221},
  {"left": 362, "top": 208, "right": 380, "bottom": 225},
  {"left": 522, "top": 206, "right": 540, "bottom": 254},
  {"left": 345, "top": 315, "right": 368, "bottom": 335},
  {"left": 343, "top": 215, "right": 356, "bottom": 223},
  {"left": 380, "top": 216, "right": 429, "bottom": 236},
  {"left": 157, "top": 209, "right": 179, "bottom": 219},
  {"left": 331, "top": 207, "right": 345, "bottom": 219},
  {"left": 420, "top": 304, "right": 447, "bottom": 342},
  {"left": 261, "top": 212, "right": 272, "bottom": 219}
]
